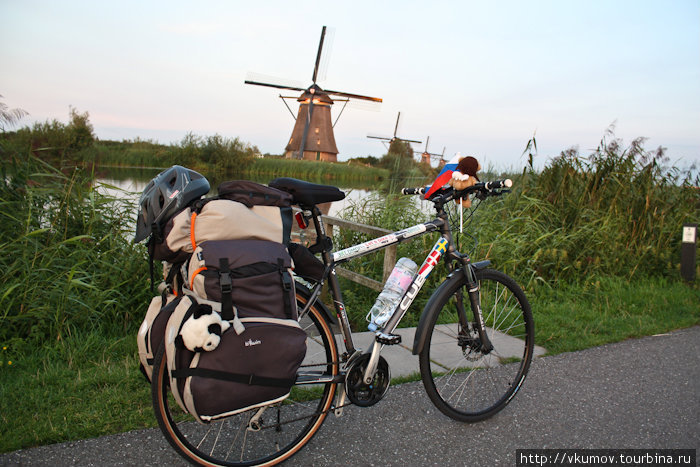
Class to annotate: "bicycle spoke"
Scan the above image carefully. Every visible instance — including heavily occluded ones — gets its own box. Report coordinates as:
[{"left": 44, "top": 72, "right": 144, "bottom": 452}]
[{"left": 420, "top": 269, "right": 534, "bottom": 422}]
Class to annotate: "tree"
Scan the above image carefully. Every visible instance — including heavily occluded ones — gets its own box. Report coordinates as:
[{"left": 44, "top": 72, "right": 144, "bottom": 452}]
[{"left": 67, "top": 106, "right": 95, "bottom": 150}]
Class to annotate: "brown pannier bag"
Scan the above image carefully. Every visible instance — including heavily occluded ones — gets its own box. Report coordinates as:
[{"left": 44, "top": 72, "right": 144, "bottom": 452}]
[{"left": 165, "top": 293, "right": 306, "bottom": 422}]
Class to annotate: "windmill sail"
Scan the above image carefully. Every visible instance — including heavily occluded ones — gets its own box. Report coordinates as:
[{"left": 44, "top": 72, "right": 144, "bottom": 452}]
[
  {"left": 245, "top": 26, "right": 381, "bottom": 161},
  {"left": 367, "top": 112, "right": 422, "bottom": 149}
]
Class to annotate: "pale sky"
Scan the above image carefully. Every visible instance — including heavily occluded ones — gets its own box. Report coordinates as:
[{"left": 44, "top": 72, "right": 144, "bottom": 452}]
[{"left": 2, "top": 0, "right": 699, "bottom": 170}]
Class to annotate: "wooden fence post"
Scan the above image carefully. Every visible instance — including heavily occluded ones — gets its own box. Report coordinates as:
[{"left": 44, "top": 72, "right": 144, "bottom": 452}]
[{"left": 291, "top": 209, "right": 419, "bottom": 292}]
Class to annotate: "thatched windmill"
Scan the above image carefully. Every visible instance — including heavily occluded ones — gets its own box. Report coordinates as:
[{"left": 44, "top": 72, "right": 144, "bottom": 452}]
[
  {"left": 245, "top": 26, "right": 382, "bottom": 162},
  {"left": 367, "top": 112, "right": 422, "bottom": 151}
]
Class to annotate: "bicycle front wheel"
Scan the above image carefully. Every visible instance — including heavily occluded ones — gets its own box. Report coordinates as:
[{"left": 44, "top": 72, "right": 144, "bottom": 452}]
[
  {"left": 419, "top": 268, "right": 534, "bottom": 422},
  {"left": 151, "top": 289, "right": 338, "bottom": 466}
]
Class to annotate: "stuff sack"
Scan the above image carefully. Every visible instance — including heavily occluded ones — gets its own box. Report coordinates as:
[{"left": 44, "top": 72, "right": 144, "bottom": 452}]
[
  {"left": 187, "top": 239, "right": 296, "bottom": 321},
  {"left": 165, "top": 296, "right": 307, "bottom": 423},
  {"left": 152, "top": 181, "right": 293, "bottom": 263},
  {"left": 137, "top": 293, "right": 179, "bottom": 382}
]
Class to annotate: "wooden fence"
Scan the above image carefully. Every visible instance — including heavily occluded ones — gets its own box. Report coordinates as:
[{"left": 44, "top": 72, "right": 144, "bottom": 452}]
[{"left": 292, "top": 210, "right": 397, "bottom": 292}]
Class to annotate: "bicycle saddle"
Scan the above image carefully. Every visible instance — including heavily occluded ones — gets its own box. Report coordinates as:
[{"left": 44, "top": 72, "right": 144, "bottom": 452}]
[{"left": 269, "top": 177, "right": 346, "bottom": 207}]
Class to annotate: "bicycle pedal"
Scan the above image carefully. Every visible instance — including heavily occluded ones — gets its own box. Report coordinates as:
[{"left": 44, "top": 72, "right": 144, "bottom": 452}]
[{"left": 375, "top": 332, "right": 401, "bottom": 345}]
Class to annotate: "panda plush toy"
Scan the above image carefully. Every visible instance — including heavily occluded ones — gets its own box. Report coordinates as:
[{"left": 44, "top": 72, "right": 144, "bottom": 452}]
[{"left": 177, "top": 304, "right": 231, "bottom": 352}]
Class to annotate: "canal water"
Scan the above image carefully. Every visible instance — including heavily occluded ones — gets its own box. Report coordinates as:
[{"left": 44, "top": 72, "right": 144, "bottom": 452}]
[{"left": 96, "top": 166, "right": 375, "bottom": 218}]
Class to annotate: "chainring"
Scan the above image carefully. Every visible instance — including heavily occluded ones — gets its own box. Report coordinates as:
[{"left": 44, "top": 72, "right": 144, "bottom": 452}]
[{"left": 344, "top": 353, "right": 391, "bottom": 407}]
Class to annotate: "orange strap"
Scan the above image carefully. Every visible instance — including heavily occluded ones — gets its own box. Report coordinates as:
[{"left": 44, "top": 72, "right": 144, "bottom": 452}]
[
  {"left": 190, "top": 212, "right": 198, "bottom": 250},
  {"left": 190, "top": 266, "right": 208, "bottom": 290}
]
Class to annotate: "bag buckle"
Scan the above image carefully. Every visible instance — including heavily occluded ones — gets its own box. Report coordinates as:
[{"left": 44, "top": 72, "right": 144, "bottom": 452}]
[{"left": 220, "top": 271, "right": 232, "bottom": 294}]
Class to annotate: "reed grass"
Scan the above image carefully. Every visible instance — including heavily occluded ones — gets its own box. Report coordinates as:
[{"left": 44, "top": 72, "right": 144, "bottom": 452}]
[
  {"left": 333, "top": 131, "right": 699, "bottom": 327},
  {"left": 469, "top": 132, "right": 699, "bottom": 287},
  {"left": 0, "top": 152, "right": 151, "bottom": 344}
]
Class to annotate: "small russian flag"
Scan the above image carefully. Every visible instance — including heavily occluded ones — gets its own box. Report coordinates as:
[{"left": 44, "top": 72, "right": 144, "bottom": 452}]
[{"left": 424, "top": 154, "right": 461, "bottom": 199}]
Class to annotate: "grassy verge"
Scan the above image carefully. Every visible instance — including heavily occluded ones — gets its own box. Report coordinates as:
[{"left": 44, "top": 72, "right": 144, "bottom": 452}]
[
  {"left": 1, "top": 276, "right": 697, "bottom": 453},
  {"left": 0, "top": 335, "right": 153, "bottom": 453},
  {"left": 531, "top": 276, "right": 699, "bottom": 354}
]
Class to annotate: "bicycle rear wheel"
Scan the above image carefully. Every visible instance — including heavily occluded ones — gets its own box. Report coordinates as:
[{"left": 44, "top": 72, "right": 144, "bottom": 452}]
[
  {"left": 151, "top": 290, "right": 338, "bottom": 466},
  {"left": 419, "top": 268, "right": 534, "bottom": 422}
]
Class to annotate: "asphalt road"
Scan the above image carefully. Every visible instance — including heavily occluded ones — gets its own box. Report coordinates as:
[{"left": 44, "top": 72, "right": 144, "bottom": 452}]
[{"left": 2, "top": 326, "right": 698, "bottom": 466}]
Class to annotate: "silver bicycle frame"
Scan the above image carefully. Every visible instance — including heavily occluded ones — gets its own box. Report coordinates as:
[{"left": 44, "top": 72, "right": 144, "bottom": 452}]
[{"left": 322, "top": 219, "right": 454, "bottom": 383}]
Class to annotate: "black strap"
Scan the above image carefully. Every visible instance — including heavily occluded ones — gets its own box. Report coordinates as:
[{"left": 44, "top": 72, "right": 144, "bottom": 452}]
[
  {"left": 278, "top": 258, "right": 292, "bottom": 319},
  {"left": 219, "top": 257, "right": 234, "bottom": 321},
  {"left": 190, "top": 198, "right": 211, "bottom": 214},
  {"left": 280, "top": 206, "right": 292, "bottom": 245},
  {"left": 147, "top": 236, "right": 156, "bottom": 294},
  {"left": 171, "top": 367, "right": 295, "bottom": 388},
  {"left": 147, "top": 223, "right": 165, "bottom": 294},
  {"left": 164, "top": 261, "right": 184, "bottom": 295},
  {"left": 200, "top": 261, "right": 279, "bottom": 280}
]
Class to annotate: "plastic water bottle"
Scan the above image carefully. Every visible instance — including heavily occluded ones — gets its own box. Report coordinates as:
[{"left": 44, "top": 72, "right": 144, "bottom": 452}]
[{"left": 367, "top": 257, "right": 417, "bottom": 331}]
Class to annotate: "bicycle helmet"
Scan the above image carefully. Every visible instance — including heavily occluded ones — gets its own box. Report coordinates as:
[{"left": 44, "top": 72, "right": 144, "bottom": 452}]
[{"left": 134, "top": 165, "right": 210, "bottom": 243}]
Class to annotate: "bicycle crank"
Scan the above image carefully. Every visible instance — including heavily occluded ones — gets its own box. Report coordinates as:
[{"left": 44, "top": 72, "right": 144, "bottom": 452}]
[{"left": 344, "top": 354, "right": 390, "bottom": 407}]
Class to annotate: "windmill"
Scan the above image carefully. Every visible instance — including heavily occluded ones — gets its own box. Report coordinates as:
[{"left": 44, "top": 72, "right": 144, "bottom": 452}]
[
  {"left": 367, "top": 112, "right": 422, "bottom": 151},
  {"left": 415, "top": 136, "right": 446, "bottom": 167},
  {"left": 245, "top": 26, "right": 382, "bottom": 162}
]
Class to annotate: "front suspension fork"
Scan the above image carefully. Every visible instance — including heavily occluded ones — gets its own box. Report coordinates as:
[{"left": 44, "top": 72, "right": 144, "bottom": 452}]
[{"left": 460, "top": 262, "right": 494, "bottom": 354}]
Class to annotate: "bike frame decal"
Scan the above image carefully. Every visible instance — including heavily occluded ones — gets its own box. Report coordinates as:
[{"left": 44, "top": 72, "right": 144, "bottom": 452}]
[
  {"left": 332, "top": 224, "right": 428, "bottom": 263},
  {"left": 418, "top": 237, "right": 448, "bottom": 276},
  {"left": 383, "top": 237, "right": 449, "bottom": 331}
]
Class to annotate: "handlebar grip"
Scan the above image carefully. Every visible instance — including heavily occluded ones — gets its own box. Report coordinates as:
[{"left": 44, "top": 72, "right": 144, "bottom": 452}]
[
  {"left": 401, "top": 187, "right": 427, "bottom": 195},
  {"left": 484, "top": 179, "right": 513, "bottom": 191}
]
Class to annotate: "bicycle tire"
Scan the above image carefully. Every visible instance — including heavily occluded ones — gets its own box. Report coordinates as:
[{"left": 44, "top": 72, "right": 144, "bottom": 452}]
[
  {"left": 419, "top": 268, "right": 534, "bottom": 422},
  {"left": 151, "top": 288, "right": 338, "bottom": 466}
]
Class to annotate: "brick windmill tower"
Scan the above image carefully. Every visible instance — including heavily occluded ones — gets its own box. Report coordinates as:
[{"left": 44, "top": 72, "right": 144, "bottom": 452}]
[
  {"left": 415, "top": 136, "right": 446, "bottom": 167},
  {"left": 245, "top": 26, "right": 382, "bottom": 162}
]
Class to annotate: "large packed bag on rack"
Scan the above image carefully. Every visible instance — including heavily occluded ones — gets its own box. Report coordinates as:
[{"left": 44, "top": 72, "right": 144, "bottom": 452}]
[
  {"left": 151, "top": 180, "right": 293, "bottom": 263},
  {"left": 136, "top": 181, "right": 307, "bottom": 419}
]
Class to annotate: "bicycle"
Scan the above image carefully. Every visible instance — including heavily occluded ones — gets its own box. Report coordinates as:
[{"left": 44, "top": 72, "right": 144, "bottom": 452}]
[{"left": 151, "top": 176, "right": 535, "bottom": 466}]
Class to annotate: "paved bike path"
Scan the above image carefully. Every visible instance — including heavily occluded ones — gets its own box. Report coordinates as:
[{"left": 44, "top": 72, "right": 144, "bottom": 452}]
[{"left": 1, "top": 326, "right": 698, "bottom": 466}]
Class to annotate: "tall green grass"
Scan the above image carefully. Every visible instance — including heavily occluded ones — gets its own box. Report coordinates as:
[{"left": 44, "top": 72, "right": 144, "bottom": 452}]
[
  {"left": 81, "top": 133, "right": 257, "bottom": 173},
  {"left": 470, "top": 133, "right": 699, "bottom": 287},
  {"left": 0, "top": 152, "right": 151, "bottom": 345}
]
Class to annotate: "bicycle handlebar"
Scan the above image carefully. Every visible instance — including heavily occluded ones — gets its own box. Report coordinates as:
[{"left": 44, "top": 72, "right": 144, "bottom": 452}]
[
  {"left": 401, "top": 179, "right": 513, "bottom": 202},
  {"left": 401, "top": 187, "right": 427, "bottom": 195}
]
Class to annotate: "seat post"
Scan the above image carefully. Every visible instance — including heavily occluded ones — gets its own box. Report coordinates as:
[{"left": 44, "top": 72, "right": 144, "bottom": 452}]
[{"left": 308, "top": 204, "right": 357, "bottom": 355}]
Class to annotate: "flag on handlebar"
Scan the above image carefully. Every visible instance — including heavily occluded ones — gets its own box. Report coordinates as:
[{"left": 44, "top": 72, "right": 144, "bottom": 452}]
[{"left": 424, "top": 154, "right": 462, "bottom": 199}]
